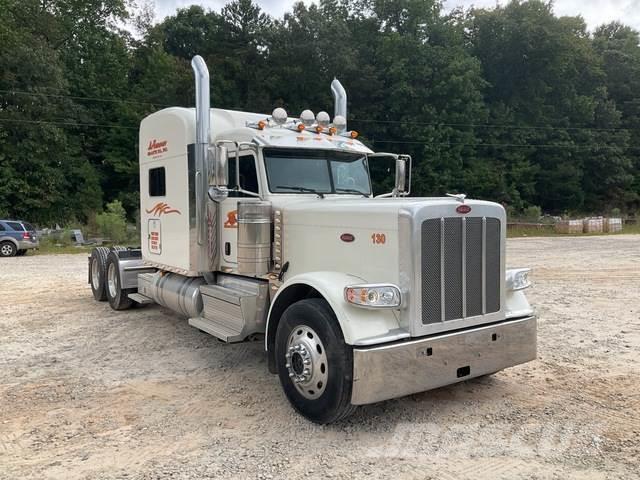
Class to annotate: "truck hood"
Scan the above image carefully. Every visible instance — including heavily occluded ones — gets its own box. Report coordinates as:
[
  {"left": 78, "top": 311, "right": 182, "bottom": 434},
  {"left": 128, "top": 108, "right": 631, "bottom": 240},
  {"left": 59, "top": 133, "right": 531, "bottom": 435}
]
[
  {"left": 279, "top": 196, "right": 506, "bottom": 284},
  {"left": 282, "top": 196, "right": 503, "bottom": 230}
]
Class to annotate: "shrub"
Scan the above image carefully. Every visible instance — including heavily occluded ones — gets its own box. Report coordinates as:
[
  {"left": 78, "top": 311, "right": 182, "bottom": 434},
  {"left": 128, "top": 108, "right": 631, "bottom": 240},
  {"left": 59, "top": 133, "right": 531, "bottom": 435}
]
[
  {"left": 95, "top": 200, "right": 127, "bottom": 243},
  {"left": 522, "top": 205, "right": 542, "bottom": 221}
]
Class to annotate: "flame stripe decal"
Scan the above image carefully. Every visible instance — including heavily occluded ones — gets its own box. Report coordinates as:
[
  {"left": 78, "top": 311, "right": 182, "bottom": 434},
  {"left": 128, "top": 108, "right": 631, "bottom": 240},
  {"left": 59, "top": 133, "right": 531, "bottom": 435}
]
[{"left": 145, "top": 202, "right": 181, "bottom": 216}]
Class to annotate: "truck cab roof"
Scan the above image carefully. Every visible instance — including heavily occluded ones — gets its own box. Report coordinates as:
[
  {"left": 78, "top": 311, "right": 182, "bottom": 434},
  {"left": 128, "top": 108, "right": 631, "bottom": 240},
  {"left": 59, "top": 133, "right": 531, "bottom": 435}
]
[{"left": 140, "top": 107, "right": 373, "bottom": 160}]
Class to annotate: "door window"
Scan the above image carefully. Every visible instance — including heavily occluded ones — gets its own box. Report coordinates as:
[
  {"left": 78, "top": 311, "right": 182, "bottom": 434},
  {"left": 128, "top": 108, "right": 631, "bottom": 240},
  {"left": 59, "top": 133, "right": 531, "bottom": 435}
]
[{"left": 227, "top": 155, "right": 258, "bottom": 197}]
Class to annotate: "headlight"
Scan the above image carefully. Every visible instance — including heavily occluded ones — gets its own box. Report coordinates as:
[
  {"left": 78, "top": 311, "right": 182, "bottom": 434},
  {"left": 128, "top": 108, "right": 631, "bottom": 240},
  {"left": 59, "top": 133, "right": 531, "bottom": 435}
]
[
  {"left": 344, "top": 284, "right": 401, "bottom": 308},
  {"left": 506, "top": 268, "right": 532, "bottom": 291}
]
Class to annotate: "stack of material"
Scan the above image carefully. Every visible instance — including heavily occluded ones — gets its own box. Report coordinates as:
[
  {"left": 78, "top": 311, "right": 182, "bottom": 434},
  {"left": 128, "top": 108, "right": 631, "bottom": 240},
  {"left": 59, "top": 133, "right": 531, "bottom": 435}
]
[
  {"left": 555, "top": 220, "right": 583, "bottom": 234},
  {"left": 583, "top": 217, "right": 604, "bottom": 233},
  {"left": 604, "top": 217, "right": 623, "bottom": 233}
]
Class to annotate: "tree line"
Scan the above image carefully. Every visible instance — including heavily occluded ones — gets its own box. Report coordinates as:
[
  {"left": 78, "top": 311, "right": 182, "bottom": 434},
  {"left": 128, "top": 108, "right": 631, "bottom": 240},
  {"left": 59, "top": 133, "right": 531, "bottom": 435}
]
[{"left": 1, "top": 0, "right": 639, "bottom": 225}]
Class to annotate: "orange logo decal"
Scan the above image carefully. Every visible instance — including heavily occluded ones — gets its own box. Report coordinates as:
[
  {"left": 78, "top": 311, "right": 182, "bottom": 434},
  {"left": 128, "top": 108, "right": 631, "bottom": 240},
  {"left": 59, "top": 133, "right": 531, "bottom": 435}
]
[
  {"left": 224, "top": 210, "right": 238, "bottom": 228},
  {"left": 147, "top": 139, "right": 168, "bottom": 156},
  {"left": 146, "top": 202, "right": 181, "bottom": 216}
]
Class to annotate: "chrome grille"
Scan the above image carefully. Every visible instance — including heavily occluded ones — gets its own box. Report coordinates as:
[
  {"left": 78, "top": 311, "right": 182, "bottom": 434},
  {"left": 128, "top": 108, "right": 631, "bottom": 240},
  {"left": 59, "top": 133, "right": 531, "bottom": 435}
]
[{"left": 421, "top": 217, "right": 501, "bottom": 324}]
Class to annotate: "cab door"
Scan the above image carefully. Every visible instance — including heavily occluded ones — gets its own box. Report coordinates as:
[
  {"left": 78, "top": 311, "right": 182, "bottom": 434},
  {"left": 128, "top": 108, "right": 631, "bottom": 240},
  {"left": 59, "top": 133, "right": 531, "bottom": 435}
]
[{"left": 219, "top": 153, "right": 260, "bottom": 267}]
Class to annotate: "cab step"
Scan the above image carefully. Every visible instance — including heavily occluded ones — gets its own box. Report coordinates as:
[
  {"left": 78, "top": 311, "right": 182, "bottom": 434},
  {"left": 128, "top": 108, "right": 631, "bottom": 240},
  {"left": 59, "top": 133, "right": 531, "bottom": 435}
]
[{"left": 127, "top": 292, "right": 154, "bottom": 304}]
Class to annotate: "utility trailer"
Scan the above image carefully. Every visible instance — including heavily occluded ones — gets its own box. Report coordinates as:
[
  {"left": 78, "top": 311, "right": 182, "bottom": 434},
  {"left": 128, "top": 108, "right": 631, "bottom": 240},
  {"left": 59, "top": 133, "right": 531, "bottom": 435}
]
[{"left": 88, "top": 56, "right": 536, "bottom": 423}]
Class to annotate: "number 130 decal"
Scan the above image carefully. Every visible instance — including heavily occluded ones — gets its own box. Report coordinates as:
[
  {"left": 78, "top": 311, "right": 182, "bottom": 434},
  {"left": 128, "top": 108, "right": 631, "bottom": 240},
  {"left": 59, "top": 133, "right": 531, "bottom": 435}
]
[{"left": 371, "top": 233, "right": 386, "bottom": 245}]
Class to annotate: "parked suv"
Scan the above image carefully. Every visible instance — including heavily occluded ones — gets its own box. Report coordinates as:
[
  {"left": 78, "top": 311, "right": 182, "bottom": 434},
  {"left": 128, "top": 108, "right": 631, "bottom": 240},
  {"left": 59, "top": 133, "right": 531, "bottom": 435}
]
[{"left": 0, "top": 220, "right": 39, "bottom": 257}]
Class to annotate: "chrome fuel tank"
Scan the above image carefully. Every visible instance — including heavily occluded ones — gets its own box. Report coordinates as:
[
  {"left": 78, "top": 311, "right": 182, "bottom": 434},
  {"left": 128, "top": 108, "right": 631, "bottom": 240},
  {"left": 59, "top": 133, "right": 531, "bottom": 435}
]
[
  {"left": 237, "top": 201, "right": 272, "bottom": 276},
  {"left": 138, "top": 271, "right": 205, "bottom": 318}
]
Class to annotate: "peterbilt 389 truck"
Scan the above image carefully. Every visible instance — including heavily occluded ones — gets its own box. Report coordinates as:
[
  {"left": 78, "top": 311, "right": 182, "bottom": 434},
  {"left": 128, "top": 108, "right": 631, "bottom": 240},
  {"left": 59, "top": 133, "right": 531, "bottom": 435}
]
[{"left": 87, "top": 55, "right": 536, "bottom": 423}]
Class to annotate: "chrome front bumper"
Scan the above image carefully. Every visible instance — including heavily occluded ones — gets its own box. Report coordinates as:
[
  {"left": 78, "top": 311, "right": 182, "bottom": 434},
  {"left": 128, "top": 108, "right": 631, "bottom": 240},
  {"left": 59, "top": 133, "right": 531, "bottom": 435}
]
[{"left": 351, "top": 316, "right": 537, "bottom": 405}]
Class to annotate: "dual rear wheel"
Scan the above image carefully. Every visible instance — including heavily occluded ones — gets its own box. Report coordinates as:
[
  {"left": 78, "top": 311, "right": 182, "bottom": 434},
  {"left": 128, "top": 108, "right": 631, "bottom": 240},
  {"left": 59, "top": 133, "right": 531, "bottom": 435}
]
[{"left": 89, "top": 247, "right": 132, "bottom": 309}]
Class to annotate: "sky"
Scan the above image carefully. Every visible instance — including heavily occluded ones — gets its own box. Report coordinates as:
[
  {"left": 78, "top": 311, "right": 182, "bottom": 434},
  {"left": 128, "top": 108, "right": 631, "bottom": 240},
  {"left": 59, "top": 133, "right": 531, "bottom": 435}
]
[{"left": 151, "top": 0, "right": 640, "bottom": 31}]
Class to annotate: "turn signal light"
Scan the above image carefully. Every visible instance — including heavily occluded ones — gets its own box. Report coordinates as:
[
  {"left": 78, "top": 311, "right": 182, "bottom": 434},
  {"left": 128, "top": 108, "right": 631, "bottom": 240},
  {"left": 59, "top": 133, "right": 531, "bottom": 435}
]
[
  {"left": 329, "top": 126, "right": 337, "bottom": 135},
  {"left": 506, "top": 268, "right": 532, "bottom": 291},
  {"left": 315, "top": 126, "right": 323, "bottom": 134},
  {"left": 258, "top": 120, "right": 266, "bottom": 130},
  {"left": 344, "top": 284, "right": 401, "bottom": 308},
  {"left": 297, "top": 123, "right": 305, "bottom": 132},
  {"left": 350, "top": 130, "right": 359, "bottom": 139}
]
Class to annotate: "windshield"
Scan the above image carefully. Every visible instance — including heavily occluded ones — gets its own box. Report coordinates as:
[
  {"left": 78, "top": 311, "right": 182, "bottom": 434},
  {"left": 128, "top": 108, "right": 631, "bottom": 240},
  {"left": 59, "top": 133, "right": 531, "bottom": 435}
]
[{"left": 264, "top": 148, "right": 371, "bottom": 195}]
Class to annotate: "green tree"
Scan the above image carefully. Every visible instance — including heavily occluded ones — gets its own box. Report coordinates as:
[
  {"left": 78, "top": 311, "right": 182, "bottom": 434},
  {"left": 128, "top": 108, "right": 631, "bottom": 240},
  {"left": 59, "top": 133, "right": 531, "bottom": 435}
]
[{"left": 95, "top": 199, "right": 127, "bottom": 242}]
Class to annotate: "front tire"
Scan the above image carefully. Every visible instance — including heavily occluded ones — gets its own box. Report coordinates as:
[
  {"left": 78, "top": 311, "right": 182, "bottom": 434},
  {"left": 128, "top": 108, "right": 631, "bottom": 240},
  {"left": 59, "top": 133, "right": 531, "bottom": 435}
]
[
  {"left": 0, "top": 242, "right": 17, "bottom": 257},
  {"left": 275, "top": 298, "right": 356, "bottom": 424},
  {"left": 105, "top": 252, "right": 133, "bottom": 310}
]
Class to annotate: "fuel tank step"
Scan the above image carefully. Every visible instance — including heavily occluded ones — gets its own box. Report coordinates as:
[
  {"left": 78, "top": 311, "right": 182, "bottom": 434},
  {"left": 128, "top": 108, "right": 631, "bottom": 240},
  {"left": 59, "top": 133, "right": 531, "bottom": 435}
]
[
  {"left": 194, "top": 279, "right": 269, "bottom": 343},
  {"left": 188, "top": 316, "right": 244, "bottom": 342}
]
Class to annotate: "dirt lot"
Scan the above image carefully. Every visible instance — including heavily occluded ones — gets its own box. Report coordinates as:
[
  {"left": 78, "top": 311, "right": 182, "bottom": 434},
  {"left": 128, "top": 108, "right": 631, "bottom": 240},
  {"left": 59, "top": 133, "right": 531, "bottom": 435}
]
[{"left": 1, "top": 235, "right": 639, "bottom": 479}]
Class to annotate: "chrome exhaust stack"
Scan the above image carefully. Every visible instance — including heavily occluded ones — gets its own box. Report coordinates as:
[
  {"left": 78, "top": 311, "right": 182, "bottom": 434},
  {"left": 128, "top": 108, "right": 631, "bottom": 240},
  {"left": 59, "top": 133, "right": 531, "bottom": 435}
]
[
  {"left": 191, "top": 55, "right": 212, "bottom": 271},
  {"left": 331, "top": 78, "right": 347, "bottom": 131}
]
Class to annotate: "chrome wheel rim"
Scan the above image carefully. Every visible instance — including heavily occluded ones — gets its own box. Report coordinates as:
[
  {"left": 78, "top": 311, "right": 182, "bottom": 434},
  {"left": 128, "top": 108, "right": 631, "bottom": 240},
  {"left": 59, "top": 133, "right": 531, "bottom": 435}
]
[
  {"left": 1, "top": 244, "right": 12, "bottom": 256},
  {"left": 91, "top": 257, "right": 100, "bottom": 289},
  {"left": 107, "top": 262, "right": 117, "bottom": 298},
  {"left": 286, "top": 325, "right": 328, "bottom": 400}
]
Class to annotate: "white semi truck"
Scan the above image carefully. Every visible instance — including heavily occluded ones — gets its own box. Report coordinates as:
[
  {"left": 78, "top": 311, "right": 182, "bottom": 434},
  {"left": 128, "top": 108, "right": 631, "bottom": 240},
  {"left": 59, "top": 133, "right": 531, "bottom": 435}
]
[{"left": 88, "top": 55, "right": 536, "bottom": 423}]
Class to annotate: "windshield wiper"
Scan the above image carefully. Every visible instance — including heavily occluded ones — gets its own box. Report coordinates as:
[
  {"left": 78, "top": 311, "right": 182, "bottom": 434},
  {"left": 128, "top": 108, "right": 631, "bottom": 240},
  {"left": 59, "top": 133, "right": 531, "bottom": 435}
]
[
  {"left": 275, "top": 185, "right": 325, "bottom": 198},
  {"left": 335, "top": 187, "right": 370, "bottom": 197}
]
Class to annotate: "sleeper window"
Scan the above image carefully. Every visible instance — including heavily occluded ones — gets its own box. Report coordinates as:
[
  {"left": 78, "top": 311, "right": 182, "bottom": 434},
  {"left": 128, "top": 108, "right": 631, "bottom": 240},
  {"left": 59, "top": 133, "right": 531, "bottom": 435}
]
[{"left": 149, "top": 167, "right": 166, "bottom": 197}]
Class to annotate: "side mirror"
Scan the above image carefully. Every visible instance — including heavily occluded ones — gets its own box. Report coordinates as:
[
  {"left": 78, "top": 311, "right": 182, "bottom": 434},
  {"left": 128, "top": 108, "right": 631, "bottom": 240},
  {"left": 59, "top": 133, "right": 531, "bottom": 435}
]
[
  {"left": 394, "top": 155, "right": 411, "bottom": 197},
  {"left": 395, "top": 158, "right": 406, "bottom": 194},
  {"left": 210, "top": 144, "right": 229, "bottom": 187}
]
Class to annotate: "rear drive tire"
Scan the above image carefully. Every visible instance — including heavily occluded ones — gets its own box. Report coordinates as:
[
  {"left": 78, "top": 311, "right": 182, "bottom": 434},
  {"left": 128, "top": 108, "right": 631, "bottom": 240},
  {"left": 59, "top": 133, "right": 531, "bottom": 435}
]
[
  {"left": 275, "top": 298, "right": 356, "bottom": 424},
  {"left": 105, "top": 252, "right": 133, "bottom": 310},
  {"left": 0, "top": 242, "right": 17, "bottom": 257},
  {"left": 89, "top": 247, "right": 110, "bottom": 301}
]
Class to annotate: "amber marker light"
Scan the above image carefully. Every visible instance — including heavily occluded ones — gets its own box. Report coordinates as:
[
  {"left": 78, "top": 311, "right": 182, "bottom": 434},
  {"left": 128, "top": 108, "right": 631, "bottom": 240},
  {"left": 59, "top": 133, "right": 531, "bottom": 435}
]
[
  {"left": 315, "top": 126, "right": 323, "bottom": 134},
  {"left": 350, "top": 130, "right": 359, "bottom": 139},
  {"left": 297, "top": 123, "right": 305, "bottom": 132},
  {"left": 258, "top": 120, "right": 267, "bottom": 130},
  {"left": 329, "top": 126, "right": 337, "bottom": 135}
]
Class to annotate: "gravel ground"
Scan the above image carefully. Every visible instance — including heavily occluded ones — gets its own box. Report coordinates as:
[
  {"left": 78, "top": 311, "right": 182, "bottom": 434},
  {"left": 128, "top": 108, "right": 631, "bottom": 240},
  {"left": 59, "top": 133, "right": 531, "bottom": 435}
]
[{"left": 1, "top": 235, "right": 639, "bottom": 479}]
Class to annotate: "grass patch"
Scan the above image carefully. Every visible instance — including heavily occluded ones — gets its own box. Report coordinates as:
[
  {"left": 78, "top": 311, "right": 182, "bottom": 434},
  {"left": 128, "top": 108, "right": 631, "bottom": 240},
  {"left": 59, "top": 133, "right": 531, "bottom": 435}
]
[{"left": 30, "top": 244, "right": 94, "bottom": 255}]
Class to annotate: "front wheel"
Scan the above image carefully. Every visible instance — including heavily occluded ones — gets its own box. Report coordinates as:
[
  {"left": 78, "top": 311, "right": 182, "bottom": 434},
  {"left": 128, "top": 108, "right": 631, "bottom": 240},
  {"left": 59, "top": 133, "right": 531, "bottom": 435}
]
[{"left": 275, "top": 298, "right": 356, "bottom": 424}]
